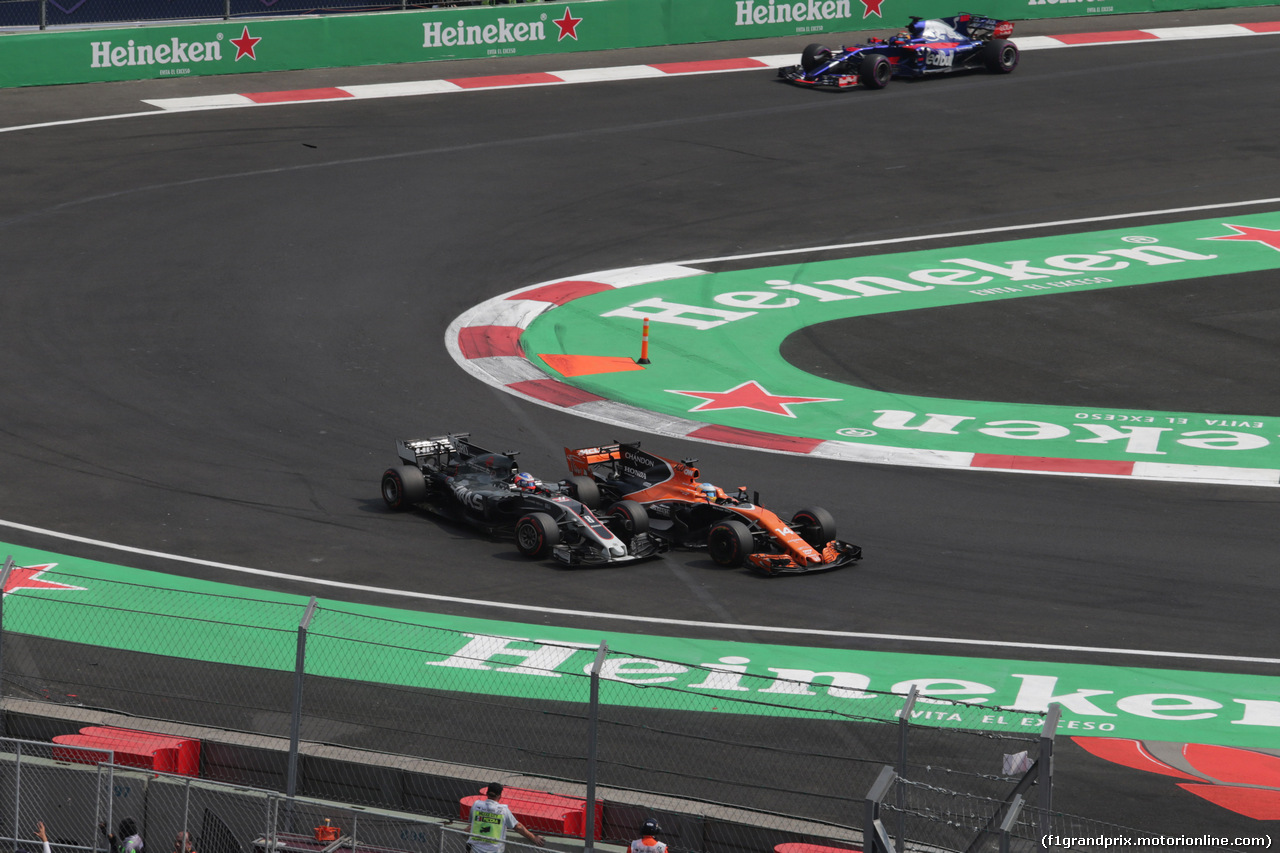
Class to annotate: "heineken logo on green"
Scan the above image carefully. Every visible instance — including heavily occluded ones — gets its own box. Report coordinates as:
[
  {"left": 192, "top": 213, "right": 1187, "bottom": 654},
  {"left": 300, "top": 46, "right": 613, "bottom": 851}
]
[
  {"left": 423, "top": 632, "right": 1280, "bottom": 743},
  {"left": 733, "top": 0, "right": 855, "bottom": 27},
  {"left": 422, "top": 7, "right": 584, "bottom": 48},
  {"left": 498, "top": 213, "right": 1280, "bottom": 479},
  {"left": 596, "top": 234, "right": 1239, "bottom": 330},
  {"left": 89, "top": 26, "right": 263, "bottom": 70}
]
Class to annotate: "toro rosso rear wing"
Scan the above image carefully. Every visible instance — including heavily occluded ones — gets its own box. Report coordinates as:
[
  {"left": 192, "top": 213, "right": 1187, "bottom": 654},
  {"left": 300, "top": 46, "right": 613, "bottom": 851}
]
[{"left": 955, "top": 13, "right": 1014, "bottom": 38}]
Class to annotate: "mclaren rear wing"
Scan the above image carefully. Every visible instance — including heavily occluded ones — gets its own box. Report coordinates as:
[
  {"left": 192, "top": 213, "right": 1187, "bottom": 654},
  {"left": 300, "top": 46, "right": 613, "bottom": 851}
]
[{"left": 565, "top": 443, "right": 623, "bottom": 477}]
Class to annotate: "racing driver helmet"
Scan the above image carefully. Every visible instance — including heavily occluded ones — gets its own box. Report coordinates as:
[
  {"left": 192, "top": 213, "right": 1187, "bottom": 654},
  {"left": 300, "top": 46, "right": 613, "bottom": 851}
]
[
  {"left": 700, "top": 483, "right": 720, "bottom": 503},
  {"left": 514, "top": 472, "right": 538, "bottom": 491}
]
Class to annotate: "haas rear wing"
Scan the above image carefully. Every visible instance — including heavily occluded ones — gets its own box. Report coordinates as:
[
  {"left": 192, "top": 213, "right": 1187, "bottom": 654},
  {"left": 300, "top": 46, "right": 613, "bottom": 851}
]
[{"left": 397, "top": 433, "right": 495, "bottom": 466}]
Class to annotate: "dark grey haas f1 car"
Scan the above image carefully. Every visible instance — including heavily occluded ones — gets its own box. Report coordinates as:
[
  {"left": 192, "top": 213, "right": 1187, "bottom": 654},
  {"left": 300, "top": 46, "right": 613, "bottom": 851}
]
[
  {"left": 779, "top": 14, "right": 1018, "bottom": 90},
  {"left": 381, "top": 434, "right": 661, "bottom": 566}
]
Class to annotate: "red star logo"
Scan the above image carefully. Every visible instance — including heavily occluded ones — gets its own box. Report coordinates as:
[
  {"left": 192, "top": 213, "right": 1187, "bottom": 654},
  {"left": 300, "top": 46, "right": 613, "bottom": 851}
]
[
  {"left": 553, "top": 7, "right": 583, "bottom": 41},
  {"left": 669, "top": 380, "right": 840, "bottom": 418},
  {"left": 3, "top": 563, "right": 85, "bottom": 597},
  {"left": 858, "top": 0, "right": 886, "bottom": 17},
  {"left": 230, "top": 26, "right": 262, "bottom": 61},
  {"left": 1201, "top": 223, "right": 1280, "bottom": 252}
]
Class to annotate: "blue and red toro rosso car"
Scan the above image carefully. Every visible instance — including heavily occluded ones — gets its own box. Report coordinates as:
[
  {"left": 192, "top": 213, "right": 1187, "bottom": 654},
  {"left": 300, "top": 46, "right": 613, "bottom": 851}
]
[{"left": 778, "top": 14, "right": 1018, "bottom": 90}]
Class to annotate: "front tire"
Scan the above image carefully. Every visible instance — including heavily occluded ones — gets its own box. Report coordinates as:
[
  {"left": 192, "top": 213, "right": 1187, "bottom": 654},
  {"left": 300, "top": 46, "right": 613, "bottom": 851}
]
[
  {"left": 708, "top": 519, "right": 754, "bottom": 567},
  {"left": 791, "top": 506, "right": 837, "bottom": 549},
  {"left": 983, "top": 39, "right": 1018, "bottom": 73},
  {"left": 382, "top": 465, "right": 427, "bottom": 510},
  {"left": 858, "top": 53, "right": 892, "bottom": 89},
  {"left": 801, "top": 43, "right": 833, "bottom": 72},
  {"left": 607, "top": 500, "right": 649, "bottom": 542},
  {"left": 515, "top": 512, "right": 560, "bottom": 559}
]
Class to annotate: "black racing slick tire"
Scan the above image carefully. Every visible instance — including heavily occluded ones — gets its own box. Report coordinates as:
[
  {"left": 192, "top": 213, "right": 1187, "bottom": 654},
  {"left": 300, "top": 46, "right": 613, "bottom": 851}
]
[
  {"left": 566, "top": 475, "right": 601, "bottom": 509},
  {"left": 801, "top": 43, "right": 833, "bottom": 72},
  {"left": 381, "top": 465, "right": 427, "bottom": 510},
  {"left": 708, "top": 519, "right": 754, "bottom": 567},
  {"left": 983, "top": 39, "right": 1019, "bottom": 73},
  {"left": 515, "top": 512, "right": 560, "bottom": 559},
  {"left": 607, "top": 500, "right": 650, "bottom": 542},
  {"left": 858, "top": 53, "right": 892, "bottom": 89},
  {"left": 791, "top": 506, "right": 837, "bottom": 549}
]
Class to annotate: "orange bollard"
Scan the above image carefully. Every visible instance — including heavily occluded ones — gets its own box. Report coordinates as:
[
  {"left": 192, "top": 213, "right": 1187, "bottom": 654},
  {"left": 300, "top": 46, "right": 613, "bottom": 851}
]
[{"left": 637, "top": 317, "right": 651, "bottom": 364}]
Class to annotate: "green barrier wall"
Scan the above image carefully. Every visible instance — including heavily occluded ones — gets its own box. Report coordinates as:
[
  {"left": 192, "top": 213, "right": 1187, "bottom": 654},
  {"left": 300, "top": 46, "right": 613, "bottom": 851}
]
[{"left": 0, "top": 0, "right": 1275, "bottom": 89}]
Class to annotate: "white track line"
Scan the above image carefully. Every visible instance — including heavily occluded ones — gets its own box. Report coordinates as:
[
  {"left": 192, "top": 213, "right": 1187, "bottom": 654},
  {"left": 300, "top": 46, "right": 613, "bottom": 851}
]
[{"left": 3, "top": 517, "right": 1276, "bottom": 665}]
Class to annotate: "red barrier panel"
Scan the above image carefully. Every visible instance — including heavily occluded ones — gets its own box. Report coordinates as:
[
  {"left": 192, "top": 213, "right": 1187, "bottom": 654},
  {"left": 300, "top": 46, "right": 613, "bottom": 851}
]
[
  {"left": 461, "top": 787, "right": 601, "bottom": 839},
  {"left": 52, "top": 727, "right": 200, "bottom": 776}
]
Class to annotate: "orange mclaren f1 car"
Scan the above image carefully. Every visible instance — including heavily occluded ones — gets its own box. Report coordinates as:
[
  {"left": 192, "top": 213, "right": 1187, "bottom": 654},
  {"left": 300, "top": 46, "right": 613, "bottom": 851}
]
[{"left": 565, "top": 442, "right": 862, "bottom": 575}]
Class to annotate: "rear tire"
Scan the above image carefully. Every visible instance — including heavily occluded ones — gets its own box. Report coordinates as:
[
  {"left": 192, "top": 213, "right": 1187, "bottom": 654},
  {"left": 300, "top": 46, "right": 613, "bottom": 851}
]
[
  {"left": 791, "top": 506, "right": 837, "bottom": 549},
  {"left": 858, "top": 53, "right": 892, "bottom": 89},
  {"left": 381, "top": 466, "right": 427, "bottom": 510},
  {"left": 708, "top": 519, "right": 754, "bottom": 567},
  {"left": 983, "top": 38, "right": 1018, "bottom": 73},
  {"left": 801, "top": 43, "right": 833, "bottom": 72},
  {"left": 566, "top": 475, "right": 601, "bottom": 509},
  {"left": 515, "top": 512, "right": 560, "bottom": 559}
]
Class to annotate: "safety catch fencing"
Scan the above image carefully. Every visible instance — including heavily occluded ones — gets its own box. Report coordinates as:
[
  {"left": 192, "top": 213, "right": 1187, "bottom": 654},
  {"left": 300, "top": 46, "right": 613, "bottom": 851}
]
[
  {"left": 0, "top": 747, "right": 537, "bottom": 853},
  {"left": 0, "top": 0, "right": 512, "bottom": 30},
  {"left": 0, "top": 559, "right": 1140, "bottom": 853},
  {"left": 861, "top": 768, "right": 1261, "bottom": 853}
]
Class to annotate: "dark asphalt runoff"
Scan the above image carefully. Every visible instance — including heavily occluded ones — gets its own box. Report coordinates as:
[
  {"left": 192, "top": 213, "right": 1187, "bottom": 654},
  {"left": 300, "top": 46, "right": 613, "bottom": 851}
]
[{"left": 2, "top": 7, "right": 1279, "bottom": 843}]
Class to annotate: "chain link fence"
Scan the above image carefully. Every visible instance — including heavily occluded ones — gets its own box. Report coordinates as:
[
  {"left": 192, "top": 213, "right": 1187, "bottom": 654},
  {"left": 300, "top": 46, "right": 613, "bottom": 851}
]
[
  {"left": 0, "top": 0, "right": 537, "bottom": 30},
  {"left": 0, "top": 746, "right": 507, "bottom": 853},
  {"left": 862, "top": 768, "right": 1260, "bottom": 853},
  {"left": 0, "top": 560, "right": 1156, "bottom": 852}
]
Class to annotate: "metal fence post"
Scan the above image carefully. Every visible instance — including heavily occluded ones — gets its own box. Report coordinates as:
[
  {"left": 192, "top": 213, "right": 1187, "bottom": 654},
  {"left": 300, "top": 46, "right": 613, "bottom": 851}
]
[
  {"left": 108, "top": 764, "right": 116, "bottom": 852},
  {"left": 584, "top": 642, "right": 607, "bottom": 853},
  {"left": 182, "top": 776, "right": 192, "bottom": 843},
  {"left": 38, "top": 1, "right": 48, "bottom": 29},
  {"left": 223, "top": 0, "right": 231, "bottom": 21},
  {"left": 0, "top": 557, "right": 12, "bottom": 739},
  {"left": 895, "top": 685, "right": 917, "bottom": 852},
  {"left": 267, "top": 794, "right": 280, "bottom": 853},
  {"left": 999, "top": 794, "right": 1024, "bottom": 853},
  {"left": 1037, "top": 704, "right": 1061, "bottom": 851},
  {"left": 863, "top": 766, "right": 897, "bottom": 853},
  {"left": 12, "top": 741, "right": 21, "bottom": 853},
  {"left": 287, "top": 597, "right": 318, "bottom": 802}
]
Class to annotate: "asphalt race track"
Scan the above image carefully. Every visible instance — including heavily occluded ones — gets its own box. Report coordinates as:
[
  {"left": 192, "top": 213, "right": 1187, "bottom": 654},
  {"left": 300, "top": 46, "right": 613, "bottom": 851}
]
[{"left": 3, "top": 7, "right": 1280, "bottom": 845}]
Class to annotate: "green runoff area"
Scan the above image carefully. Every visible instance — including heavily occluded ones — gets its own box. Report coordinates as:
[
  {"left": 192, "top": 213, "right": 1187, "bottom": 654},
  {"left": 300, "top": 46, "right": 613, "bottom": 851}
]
[
  {"left": 2, "top": 0, "right": 1277, "bottom": 87},
  {"left": 519, "top": 212, "right": 1280, "bottom": 470},
  {"left": 4, "top": 541, "right": 1279, "bottom": 750}
]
